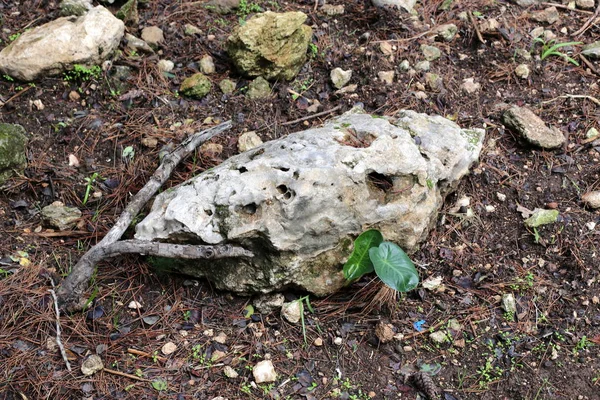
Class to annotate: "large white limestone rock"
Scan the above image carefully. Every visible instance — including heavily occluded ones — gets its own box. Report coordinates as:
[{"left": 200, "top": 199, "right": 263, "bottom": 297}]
[
  {"left": 0, "top": 6, "right": 124, "bottom": 81},
  {"left": 135, "top": 109, "right": 484, "bottom": 295}
]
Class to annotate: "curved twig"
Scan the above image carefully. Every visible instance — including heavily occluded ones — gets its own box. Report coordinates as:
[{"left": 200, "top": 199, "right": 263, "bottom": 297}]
[{"left": 56, "top": 121, "right": 236, "bottom": 311}]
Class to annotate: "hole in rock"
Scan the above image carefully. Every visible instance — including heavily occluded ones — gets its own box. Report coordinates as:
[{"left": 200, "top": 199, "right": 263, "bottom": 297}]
[
  {"left": 238, "top": 166, "right": 248, "bottom": 173},
  {"left": 367, "top": 172, "right": 394, "bottom": 192},
  {"left": 276, "top": 185, "right": 288, "bottom": 194},
  {"left": 204, "top": 209, "right": 213, "bottom": 216},
  {"left": 241, "top": 203, "right": 258, "bottom": 215}
]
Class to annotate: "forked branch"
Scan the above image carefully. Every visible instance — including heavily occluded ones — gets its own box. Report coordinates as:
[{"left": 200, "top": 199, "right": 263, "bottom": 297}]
[{"left": 56, "top": 121, "right": 249, "bottom": 311}]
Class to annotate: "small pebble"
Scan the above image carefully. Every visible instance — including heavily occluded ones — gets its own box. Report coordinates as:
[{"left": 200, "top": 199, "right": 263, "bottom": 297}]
[{"left": 333, "top": 337, "right": 343, "bottom": 346}]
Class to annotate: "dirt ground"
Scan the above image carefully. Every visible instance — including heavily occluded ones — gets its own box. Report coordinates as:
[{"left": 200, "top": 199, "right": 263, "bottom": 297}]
[{"left": 1, "top": 0, "right": 600, "bottom": 399}]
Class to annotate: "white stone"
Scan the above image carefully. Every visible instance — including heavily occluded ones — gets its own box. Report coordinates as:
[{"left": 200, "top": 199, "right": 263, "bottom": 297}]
[
  {"left": 422, "top": 276, "right": 443, "bottom": 290},
  {"left": 330, "top": 67, "right": 352, "bottom": 89},
  {"left": 135, "top": 110, "right": 485, "bottom": 296},
  {"left": 461, "top": 78, "right": 481, "bottom": 94},
  {"left": 371, "top": 0, "right": 416, "bottom": 12},
  {"left": 157, "top": 59, "right": 174, "bottom": 73},
  {"left": 81, "top": 355, "right": 104, "bottom": 376},
  {"left": 161, "top": 342, "right": 177, "bottom": 355},
  {"left": 141, "top": 26, "right": 164, "bottom": 47},
  {"left": 497, "top": 192, "right": 507, "bottom": 202},
  {"left": 378, "top": 70, "right": 395, "bottom": 84},
  {"left": 281, "top": 301, "right": 302, "bottom": 324},
  {"left": 253, "top": 360, "right": 277, "bottom": 383},
  {"left": 200, "top": 55, "right": 216, "bottom": 74},
  {"left": 128, "top": 300, "right": 142, "bottom": 309},
  {"left": 582, "top": 191, "right": 600, "bottom": 209},
  {"left": 224, "top": 366, "right": 239, "bottom": 378},
  {"left": 515, "top": 64, "right": 530, "bottom": 79},
  {"left": 577, "top": 0, "right": 595, "bottom": 9},
  {"left": 0, "top": 6, "right": 124, "bottom": 81},
  {"left": 238, "top": 131, "right": 263, "bottom": 152},
  {"left": 333, "top": 337, "right": 343, "bottom": 346}
]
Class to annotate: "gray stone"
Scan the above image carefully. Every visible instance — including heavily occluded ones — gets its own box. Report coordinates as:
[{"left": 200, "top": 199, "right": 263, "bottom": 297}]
[
  {"left": 330, "top": 67, "right": 352, "bottom": 89},
  {"left": 125, "top": 33, "right": 154, "bottom": 54},
  {"left": 371, "top": 0, "right": 416, "bottom": 13},
  {"left": 205, "top": 0, "right": 240, "bottom": 14},
  {"left": 425, "top": 73, "right": 442, "bottom": 91},
  {"left": 238, "top": 131, "right": 263, "bottom": 152},
  {"left": 141, "top": 26, "right": 164, "bottom": 48},
  {"left": 0, "top": 123, "right": 28, "bottom": 185},
  {"left": 399, "top": 59, "right": 410, "bottom": 71},
  {"left": 421, "top": 45, "right": 441, "bottom": 61},
  {"left": 227, "top": 11, "right": 312, "bottom": 81},
  {"left": 321, "top": 4, "right": 345, "bottom": 15},
  {"left": 59, "top": 0, "right": 93, "bottom": 16},
  {"left": 184, "top": 24, "right": 203, "bottom": 36},
  {"left": 415, "top": 60, "right": 430, "bottom": 72},
  {"left": 180, "top": 73, "right": 212, "bottom": 99},
  {"left": 502, "top": 106, "right": 565, "bottom": 149},
  {"left": 42, "top": 201, "right": 82, "bottom": 231},
  {"left": 531, "top": 6, "right": 560, "bottom": 24},
  {"left": 429, "top": 330, "right": 449, "bottom": 344},
  {"left": 200, "top": 55, "right": 216, "bottom": 74},
  {"left": 223, "top": 366, "right": 239, "bottom": 378},
  {"left": 582, "top": 41, "right": 600, "bottom": 59},
  {"left": 246, "top": 76, "right": 271, "bottom": 99},
  {"left": 0, "top": 6, "right": 124, "bottom": 81},
  {"left": 434, "top": 23, "right": 457, "bottom": 42},
  {"left": 577, "top": 0, "right": 595, "bottom": 9},
  {"left": 135, "top": 109, "right": 484, "bottom": 296},
  {"left": 219, "top": 79, "right": 236, "bottom": 94},
  {"left": 582, "top": 191, "right": 600, "bottom": 209},
  {"left": 253, "top": 293, "right": 285, "bottom": 313}
]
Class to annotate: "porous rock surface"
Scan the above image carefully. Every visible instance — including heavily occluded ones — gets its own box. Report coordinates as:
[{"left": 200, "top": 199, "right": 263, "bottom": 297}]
[
  {"left": 135, "top": 109, "right": 484, "bottom": 295},
  {"left": 0, "top": 6, "right": 124, "bottom": 81}
]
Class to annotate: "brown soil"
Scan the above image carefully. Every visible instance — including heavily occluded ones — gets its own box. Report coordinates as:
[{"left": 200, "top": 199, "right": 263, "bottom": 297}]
[{"left": 1, "top": 1, "right": 600, "bottom": 399}]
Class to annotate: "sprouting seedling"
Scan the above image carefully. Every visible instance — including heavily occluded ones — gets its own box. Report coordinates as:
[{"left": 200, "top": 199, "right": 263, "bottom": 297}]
[
  {"left": 82, "top": 172, "right": 100, "bottom": 205},
  {"left": 533, "top": 38, "right": 582, "bottom": 66}
]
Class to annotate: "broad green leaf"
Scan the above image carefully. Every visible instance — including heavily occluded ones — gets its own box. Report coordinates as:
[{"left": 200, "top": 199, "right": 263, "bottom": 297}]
[
  {"left": 369, "top": 242, "right": 419, "bottom": 292},
  {"left": 343, "top": 230, "right": 384, "bottom": 281},
  {"left": 151, "top": 379, "right": 168, "bottom": 391}
]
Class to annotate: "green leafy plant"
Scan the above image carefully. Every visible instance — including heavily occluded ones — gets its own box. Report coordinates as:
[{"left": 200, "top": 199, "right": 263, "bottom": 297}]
[
  {"left": 2, "top": 74, "right": 14, "bottom": 82},
  {"left": 9, "top": 33, "right": 21, "bottom": 42},
  {"left": 308, "top": 43, "right": 318, "bottom": 58},
  {"left": 151, "top": 379, "right": 168, "bottom": 391},
  {"left": 296, "top": 295, "right": 314, "bottom": 345},
  {"left": 343, "top": 229, "right": 419, "bottom": 292},
  {"left": 122, "top": 145, "right": 135, "bottom": 161},
  {"left": 82, "top": 172, "right": 100, "bottom": 205},
  {"left": 238, "top": 0, "right": 262, "bottom": 18},
  {"left": 533, "top": 38, "right": 582, "bottom": 66},
  {"left": 63, "top": 64, "right": 102, "bottom": 82}
]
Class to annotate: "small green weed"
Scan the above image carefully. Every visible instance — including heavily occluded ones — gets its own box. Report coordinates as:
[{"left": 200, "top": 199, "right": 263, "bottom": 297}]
[
  {"left": 64, "top": 64, "right": 102, "bottom": 82},
  {"left": 9, "top": 33, "right": 21, "bottom": 41},
  {"left": 82, "top": 172, "right": 100, "bottom": 205},
  {"left": 533, "top": 38, "right": 582, "bottom": 66},
  {"left": 238, "top": 0, "right": 262, "bottom": 19}
]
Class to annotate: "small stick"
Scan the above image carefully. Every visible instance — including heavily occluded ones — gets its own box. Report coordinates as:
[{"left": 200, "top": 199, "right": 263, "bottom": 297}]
[
  {"left": 542, "top": 94, "right": 600, "bottom": 106},
  {"left": 573, "top": 2, "right": 600, "bottom": 36},
  {"left": 541, "top": 2, "right": 593, "bottom": 14},
  {"left": 468, "top": 11, "right": 485, "bottom": 44},
  {"left": 579, "top": 54, "right": 599, "bottom": 75},
  {"left": 281, "top": 105, "right": 342, "bottom": 126},
  {"left": 128, "top": 348, "right": 167, "bottom": 362},
  {"left": 104, "top": 367, "right": 150, "bottom": 382},
  {"left": 48, "top": 279, "right": 72, "bottom": 372},
  {"left": 0, "top": 86, "right": 33, "bottom": 108}
]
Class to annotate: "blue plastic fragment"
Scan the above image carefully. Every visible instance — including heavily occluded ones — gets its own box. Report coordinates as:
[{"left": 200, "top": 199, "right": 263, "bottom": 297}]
[{"left": 413, "top": 320, "right": 426, "bottom": 332}]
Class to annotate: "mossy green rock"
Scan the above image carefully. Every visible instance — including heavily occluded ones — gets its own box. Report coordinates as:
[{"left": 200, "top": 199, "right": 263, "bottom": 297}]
[
  {"left": 246, "top": 76, "right": 271, "bottom": 99},
  {"left": 180, "top": 73, "right": 212, "bottom": 99},
  {"left": 219, "top": 78, "right": 236, "bottom": 94},
  {"left": 0, "top": 123, "right": 28, "bottom": 185},
  {"left": 116, "top": 0, "right": 139, "bottom": 24},
  {"left": 524, "top": 208, "right": 559, "bottom": 228},
  {"left": 226, "top": 11, "right": 312, "bottom": 81}
]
